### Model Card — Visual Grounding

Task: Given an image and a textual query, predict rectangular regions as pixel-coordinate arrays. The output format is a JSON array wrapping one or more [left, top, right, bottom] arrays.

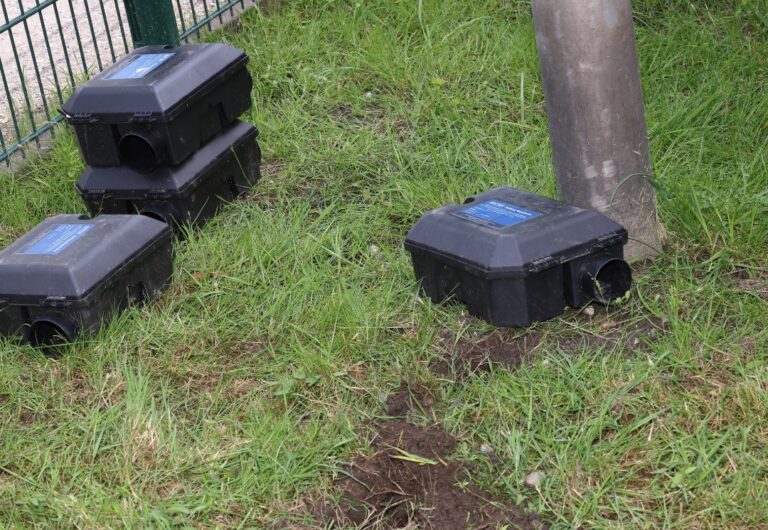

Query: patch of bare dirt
[[386, 382, 437, 418], [432, 329, 543, 380], [315, 419, 546, 530], [18, 409, 37, 425], [308, 374, 548, 530], [431, 305, 668, 375], [557, 309, 668, 355]]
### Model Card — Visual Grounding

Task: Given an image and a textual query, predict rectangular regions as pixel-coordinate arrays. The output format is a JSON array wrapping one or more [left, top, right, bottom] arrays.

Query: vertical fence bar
[[0, 120, 7, 166], [187, 0, 200, 39], [214, 0, 224, 24], [202, 1, 213, 31], [68, 0, 90, 77], [0, 56, 10, 164], [98, 0, 118, 63], [83, 0, 105, 70], [0, 4, 38, 145], [174, 0, 187, 35], [16, 0, 51, 127], [35, 0, 64, 105], [0, 59, 22, 145], [123, 0, 180, 47], [52, 3, 77, 87], [112, 0, 130, 53], [179, 0, 257, 41]]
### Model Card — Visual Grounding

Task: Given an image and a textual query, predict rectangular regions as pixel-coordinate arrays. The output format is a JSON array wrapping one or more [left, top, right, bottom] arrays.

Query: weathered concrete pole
[[532, 0, 662, 260]]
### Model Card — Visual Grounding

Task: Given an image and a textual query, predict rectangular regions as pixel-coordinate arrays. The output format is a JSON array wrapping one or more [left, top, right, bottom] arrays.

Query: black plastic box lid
[[76, 121, 258, 198], [404, 187, 628, 279], [61, 44, 248, 123], [0, 215, 171, 305]]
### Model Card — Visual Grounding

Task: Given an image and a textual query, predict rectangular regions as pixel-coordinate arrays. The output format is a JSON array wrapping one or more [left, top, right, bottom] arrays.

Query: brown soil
[[309, 371, 548, 530], [315, 419, 546, 530], [557, 308, 667, 355], [386, 382, 437, 417], [432, 329, 543, 380], [430, 305, 668, 381], [283, 331, 561, 530]]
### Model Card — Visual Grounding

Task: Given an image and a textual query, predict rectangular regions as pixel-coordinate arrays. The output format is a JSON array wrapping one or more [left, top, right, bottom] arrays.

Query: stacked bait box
[[61, 43, 253, 171], [64, 43, 261, 235], [77, 121, 261, 230]]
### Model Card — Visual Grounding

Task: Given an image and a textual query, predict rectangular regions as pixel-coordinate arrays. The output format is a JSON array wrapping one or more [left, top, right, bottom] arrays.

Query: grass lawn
[[1, 0, 767, 528]]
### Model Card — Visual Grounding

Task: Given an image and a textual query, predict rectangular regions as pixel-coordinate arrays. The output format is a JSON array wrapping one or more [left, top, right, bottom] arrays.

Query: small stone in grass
[[480, 443, 494, 454], [584, 305, 596, 317], [524, 471, 546, 489]]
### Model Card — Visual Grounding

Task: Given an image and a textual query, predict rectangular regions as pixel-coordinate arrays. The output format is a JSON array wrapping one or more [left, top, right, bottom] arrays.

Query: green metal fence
[[0, 0, 258, 166]]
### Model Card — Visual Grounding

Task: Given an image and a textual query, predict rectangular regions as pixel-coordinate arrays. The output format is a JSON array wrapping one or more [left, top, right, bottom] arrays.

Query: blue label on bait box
[[453, 200, 541, 229], [17, 224, 94, 256], [108, 53, 174, 80]]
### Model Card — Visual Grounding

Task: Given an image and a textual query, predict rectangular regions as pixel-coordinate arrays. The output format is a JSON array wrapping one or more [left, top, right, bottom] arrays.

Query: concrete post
[[532, 0, 662, 260]]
